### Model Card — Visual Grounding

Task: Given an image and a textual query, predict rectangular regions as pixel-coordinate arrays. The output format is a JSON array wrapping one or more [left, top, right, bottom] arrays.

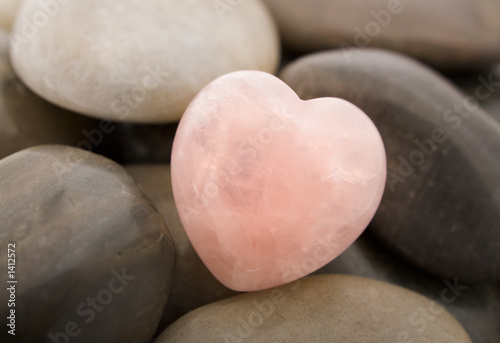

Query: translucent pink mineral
[[171, 71, 386, 291]]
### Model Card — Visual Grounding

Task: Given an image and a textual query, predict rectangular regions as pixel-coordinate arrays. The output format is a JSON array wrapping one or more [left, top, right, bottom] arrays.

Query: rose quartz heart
[[171, 71, 386, 291]]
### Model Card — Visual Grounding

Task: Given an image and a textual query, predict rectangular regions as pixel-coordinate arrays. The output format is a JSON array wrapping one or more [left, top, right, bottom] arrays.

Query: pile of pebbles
[[1, 1, 499, 342]]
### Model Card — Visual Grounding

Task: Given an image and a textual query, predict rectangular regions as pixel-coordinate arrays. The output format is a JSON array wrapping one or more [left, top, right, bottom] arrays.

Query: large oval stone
[[10, 0, 279, 123], [0, 145, 175, 343], [125, 164, 237, 329], [0, 30, 98, 160], [280, 49, 500, 282], [262, 0, 500, 70], [155, 274, 472, 343], [317, 232, 500, 343]]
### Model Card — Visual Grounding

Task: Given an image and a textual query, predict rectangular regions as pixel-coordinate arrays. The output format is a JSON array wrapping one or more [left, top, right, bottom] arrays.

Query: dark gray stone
[[281, 49, 500, 282], [0, 145, 175, 343], [125, 164, 237, 332], [450, 65, 500, 123], [316, 232, 500, 343]]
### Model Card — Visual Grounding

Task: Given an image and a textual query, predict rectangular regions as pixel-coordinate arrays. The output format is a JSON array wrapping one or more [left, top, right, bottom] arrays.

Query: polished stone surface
[[263, 0, 500, 70], [155, 274, 472, 343], [317, 232, 500, 343], [0, 30, 98, 160], [281, 49, 500, 283], [125, 164, 237, 330], [0, 145, 175, 343], [10, 0, 279, 123], [171, 70, 386, 291]]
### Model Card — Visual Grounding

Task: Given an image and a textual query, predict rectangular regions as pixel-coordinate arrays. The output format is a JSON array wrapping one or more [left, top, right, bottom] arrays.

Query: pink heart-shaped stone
[[171, 71, 386, 291]]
